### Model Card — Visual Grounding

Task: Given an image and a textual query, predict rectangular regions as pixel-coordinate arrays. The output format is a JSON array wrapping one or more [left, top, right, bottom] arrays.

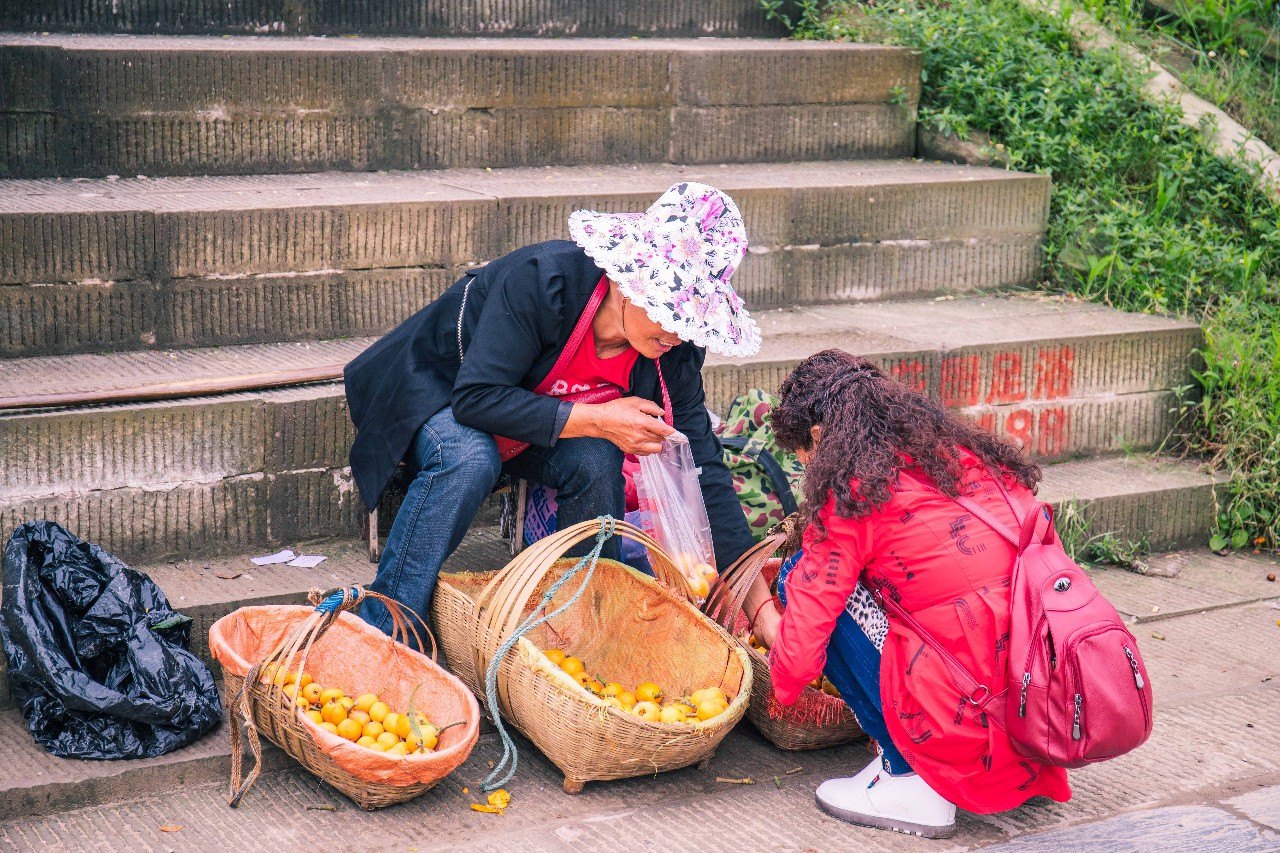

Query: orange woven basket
[[210, 587, 480, 809], [704, 536, 865, 751]]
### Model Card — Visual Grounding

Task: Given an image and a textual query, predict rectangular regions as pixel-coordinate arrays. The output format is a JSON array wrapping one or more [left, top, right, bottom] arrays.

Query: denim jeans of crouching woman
[[360, 406, 625, 643]]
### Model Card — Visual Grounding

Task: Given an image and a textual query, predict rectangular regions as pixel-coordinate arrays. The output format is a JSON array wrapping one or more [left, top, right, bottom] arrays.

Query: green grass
[[767, 0, 1280, 552], [1080, 0, 1280, 153]]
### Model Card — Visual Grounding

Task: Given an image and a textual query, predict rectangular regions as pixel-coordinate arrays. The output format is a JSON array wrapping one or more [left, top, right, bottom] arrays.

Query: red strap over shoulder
[[532, 276, 610, 396]]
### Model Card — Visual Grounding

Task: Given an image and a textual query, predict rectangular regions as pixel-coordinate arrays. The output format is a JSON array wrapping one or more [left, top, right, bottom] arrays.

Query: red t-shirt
[[547, 305, 639, 397]]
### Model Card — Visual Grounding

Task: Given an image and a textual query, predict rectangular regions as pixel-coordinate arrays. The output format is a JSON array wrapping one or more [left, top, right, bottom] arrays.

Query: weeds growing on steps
[[1056, 501, 1152, 571], [766, 0, 1280, 553]]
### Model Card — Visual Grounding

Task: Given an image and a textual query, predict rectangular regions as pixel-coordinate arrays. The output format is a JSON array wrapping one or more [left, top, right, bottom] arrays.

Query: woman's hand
[[752, 602, 782, 650], [561, 397, 674, 455]]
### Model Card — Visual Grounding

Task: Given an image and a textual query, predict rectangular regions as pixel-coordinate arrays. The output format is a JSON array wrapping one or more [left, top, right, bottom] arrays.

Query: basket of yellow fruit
[[704, 535, 864, 752], [209, 586, 480, 810], [432, 517, 751, 794]]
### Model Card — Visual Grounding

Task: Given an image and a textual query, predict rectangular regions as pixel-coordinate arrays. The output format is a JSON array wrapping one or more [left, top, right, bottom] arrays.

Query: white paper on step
[[288, 555, 327, 568], [250, 549, 296, 565]]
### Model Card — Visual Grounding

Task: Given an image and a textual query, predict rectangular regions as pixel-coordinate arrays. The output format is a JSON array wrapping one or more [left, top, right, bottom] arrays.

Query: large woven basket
[[211, 587, 480, 810], [432, 518, 752, 794], [705, 536, 865, 752]]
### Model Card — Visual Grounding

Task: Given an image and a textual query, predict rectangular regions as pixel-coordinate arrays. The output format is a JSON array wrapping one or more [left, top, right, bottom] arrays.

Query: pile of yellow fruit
[[740, 633, 840, 698], [541, 648, 731, 723], [261, 663, 463, 755]]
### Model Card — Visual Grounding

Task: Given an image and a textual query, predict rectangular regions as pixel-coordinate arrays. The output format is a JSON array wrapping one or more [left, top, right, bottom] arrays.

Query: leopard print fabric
[[845, 582, 889, 653]]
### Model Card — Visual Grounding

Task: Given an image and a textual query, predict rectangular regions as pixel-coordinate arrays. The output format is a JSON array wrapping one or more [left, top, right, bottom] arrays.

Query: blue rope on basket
[[480, 516, 618, 792]]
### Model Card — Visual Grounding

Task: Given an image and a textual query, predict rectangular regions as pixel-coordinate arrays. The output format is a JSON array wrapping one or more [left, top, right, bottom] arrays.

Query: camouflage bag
[[721, 390, 805, 541]]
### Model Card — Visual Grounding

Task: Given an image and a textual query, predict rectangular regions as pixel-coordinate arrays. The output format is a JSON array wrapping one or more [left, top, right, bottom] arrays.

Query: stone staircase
[[0, 4, 1216, 816]]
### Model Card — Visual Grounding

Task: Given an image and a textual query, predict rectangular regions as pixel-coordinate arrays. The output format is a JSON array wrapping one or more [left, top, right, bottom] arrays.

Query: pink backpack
[[881, 473, 1154, 768]]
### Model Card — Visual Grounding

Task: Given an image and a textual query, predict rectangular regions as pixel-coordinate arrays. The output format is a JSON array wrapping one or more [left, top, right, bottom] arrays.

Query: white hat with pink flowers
[[568, 181, 761, 358]]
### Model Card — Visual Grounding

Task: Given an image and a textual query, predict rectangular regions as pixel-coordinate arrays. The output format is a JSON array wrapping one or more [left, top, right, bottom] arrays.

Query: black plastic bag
[[1, 521, 222, 759]]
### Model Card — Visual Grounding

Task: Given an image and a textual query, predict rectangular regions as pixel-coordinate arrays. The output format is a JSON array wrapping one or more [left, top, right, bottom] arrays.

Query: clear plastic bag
[[634, 432, 718, 599]]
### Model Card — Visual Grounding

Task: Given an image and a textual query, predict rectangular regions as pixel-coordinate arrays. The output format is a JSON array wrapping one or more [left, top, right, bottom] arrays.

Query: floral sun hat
[[568, 181, 761, 357]]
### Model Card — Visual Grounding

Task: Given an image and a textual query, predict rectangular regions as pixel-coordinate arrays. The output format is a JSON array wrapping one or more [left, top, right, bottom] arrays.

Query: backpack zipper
[[1124, 645, 1144, 689], [1018, 672, 1031, 717], [1072, 694, 1082, 741]]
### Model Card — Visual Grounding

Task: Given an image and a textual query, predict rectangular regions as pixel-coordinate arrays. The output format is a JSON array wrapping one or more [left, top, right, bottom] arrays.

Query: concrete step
[[0, 0, 787, 38], [0, 35, 920, 178], [0, 293, 1200, 562], [0, 160, 1049, 357]]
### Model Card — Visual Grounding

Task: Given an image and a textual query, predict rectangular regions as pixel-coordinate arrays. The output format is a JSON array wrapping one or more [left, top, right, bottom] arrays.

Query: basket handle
[[226, 586, 437, 808], [472, 517, 690, 662], [702, 532, 787, 634], [467, 517, 694, 793]]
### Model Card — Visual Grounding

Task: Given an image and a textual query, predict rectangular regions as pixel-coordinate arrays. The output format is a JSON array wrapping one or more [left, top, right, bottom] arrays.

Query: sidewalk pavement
[[0, 551, 1278, 852]]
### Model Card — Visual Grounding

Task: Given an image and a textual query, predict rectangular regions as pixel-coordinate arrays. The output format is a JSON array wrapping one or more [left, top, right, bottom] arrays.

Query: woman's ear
[[809, 424, 822, 448]]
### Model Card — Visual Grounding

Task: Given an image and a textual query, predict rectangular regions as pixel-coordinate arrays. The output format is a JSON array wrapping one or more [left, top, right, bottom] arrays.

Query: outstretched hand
[[561, 396, 675, 455]]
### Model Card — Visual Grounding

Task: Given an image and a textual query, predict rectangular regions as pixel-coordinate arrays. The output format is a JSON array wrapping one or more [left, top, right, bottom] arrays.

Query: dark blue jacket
[[344, 240, 755, 569]]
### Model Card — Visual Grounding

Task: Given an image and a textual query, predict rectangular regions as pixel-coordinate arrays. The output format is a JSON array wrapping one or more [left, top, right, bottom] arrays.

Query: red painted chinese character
[[890, 360, 928, 393], [985, 352, 1026, 405], [941, 355, 981, 407], [1033, 347, 1075, 400], [1037, 407, 1071, 456]]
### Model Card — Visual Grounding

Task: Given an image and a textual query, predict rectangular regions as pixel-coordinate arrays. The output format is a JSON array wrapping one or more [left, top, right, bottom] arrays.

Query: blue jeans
[[779, 552, 913, 775], [360, 407, 625, 641]]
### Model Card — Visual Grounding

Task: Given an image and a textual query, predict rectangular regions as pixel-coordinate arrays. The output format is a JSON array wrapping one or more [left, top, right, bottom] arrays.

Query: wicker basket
[[211, 587, 480, 810], [432, 518, 752, 794], [704, 537, 865, 752]]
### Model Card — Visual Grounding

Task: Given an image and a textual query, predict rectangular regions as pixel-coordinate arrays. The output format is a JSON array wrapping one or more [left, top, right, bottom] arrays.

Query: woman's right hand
[[562, 397, 674, 455]]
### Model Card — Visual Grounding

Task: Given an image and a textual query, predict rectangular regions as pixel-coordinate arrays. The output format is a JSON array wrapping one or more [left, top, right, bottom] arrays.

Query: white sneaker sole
[[816, 793, 957, 839]]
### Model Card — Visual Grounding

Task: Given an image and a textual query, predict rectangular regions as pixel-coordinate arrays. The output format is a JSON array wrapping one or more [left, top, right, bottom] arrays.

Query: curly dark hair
[[771, 349, 1041, 538]]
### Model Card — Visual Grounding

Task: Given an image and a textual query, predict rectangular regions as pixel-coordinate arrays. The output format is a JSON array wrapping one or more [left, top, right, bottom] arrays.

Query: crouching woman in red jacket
[[766, 349, 1071, 838]]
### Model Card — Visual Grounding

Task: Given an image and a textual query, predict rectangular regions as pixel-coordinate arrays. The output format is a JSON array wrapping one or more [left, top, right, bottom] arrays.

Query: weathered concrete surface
[[0, 36, 921, 177], [978, 804, 1280, 851], [0, 160, 1048, 356], [0, 293, 1204, 560], [0, 570, 1277, 849], [0, 0, 791, 37], [1084, 550, 1280, 623], [1037, 455, 1220, 550]]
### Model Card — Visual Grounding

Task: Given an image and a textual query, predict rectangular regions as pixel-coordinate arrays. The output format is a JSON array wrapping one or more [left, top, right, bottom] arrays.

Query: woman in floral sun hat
[[345, 181, 770, 639]]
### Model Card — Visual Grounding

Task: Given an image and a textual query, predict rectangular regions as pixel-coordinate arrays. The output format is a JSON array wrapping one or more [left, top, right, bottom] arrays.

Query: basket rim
[[512, 635, 753, 732], [214, 608, 482, 766], [439, 563, 754, 732]]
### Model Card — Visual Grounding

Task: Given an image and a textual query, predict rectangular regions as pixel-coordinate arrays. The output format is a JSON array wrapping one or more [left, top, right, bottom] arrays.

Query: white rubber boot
[[815, 757, 957, 838]]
